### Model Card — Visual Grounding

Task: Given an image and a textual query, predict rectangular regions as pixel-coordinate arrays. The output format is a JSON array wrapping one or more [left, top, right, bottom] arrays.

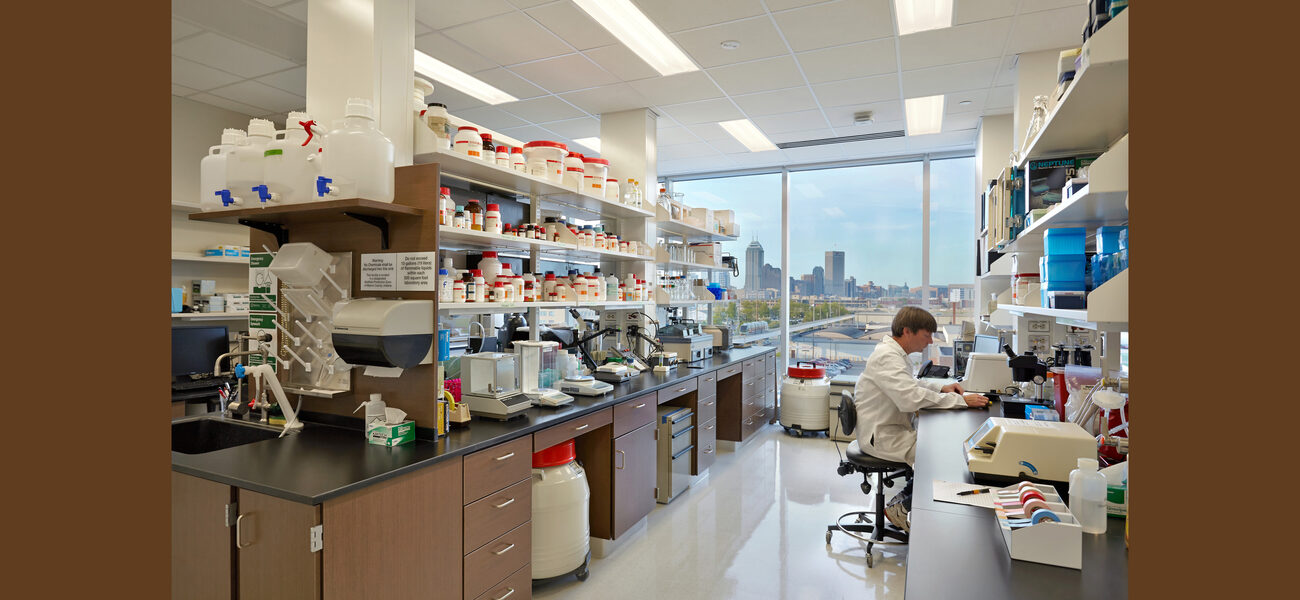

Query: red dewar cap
[[533, 439, 576, 468], [439, 187, 450, 194], [787, 362, 826, 379]]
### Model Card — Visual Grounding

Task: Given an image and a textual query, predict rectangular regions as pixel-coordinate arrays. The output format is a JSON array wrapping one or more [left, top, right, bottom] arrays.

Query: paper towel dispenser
[[331, 299, 434, 369]]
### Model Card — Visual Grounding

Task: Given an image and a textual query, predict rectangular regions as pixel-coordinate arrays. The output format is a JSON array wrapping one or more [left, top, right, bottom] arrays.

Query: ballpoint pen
[[957, 488, 991, 496]]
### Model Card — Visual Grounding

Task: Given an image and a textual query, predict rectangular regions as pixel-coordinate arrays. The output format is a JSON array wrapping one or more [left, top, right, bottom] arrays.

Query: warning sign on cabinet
[[361, 252, 438, 292], [360, 254, 397, 291]]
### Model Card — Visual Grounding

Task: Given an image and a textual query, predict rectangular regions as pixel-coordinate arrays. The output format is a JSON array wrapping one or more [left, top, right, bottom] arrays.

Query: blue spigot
[[316, 176, 333, 197], [253, 185, 271, 203], [216, 189, 234, 206], [235, 364, 247, 379]]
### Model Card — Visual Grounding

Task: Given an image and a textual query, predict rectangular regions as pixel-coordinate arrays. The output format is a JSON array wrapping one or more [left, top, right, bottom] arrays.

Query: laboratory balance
[[559, 374, 612, 396], [515, 341, 573, 408], [594, 363, 635, 384], [461, 352, 531, 420]]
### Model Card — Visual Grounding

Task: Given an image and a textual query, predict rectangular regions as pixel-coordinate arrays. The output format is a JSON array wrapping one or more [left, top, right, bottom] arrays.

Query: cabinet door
[[172, 473, 233, 600], [694, 418, 717, 475], [612, 422, 656, 539], [238, 489, 322, 600]]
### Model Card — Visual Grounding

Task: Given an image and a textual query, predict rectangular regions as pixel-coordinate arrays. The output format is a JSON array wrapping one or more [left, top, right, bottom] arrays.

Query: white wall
[[172, 95, 254, 206], [1011, 49, 1066, 154], [973, 114, 1013, 310]]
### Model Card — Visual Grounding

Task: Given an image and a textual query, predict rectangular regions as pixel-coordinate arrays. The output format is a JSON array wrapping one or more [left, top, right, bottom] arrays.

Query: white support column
[[375, 0, 414, 166], [780, 169, 791, 370], [599, 108, 658, 284]]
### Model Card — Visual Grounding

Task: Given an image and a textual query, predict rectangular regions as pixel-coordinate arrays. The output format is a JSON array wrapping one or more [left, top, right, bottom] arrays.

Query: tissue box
[[222, 244, 242, 257], [367, 421, 416, 446], [204, 247, 224, 257]]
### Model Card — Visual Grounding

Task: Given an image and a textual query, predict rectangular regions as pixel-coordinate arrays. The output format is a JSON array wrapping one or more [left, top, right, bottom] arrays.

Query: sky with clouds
[[673, 157, 975, 290]]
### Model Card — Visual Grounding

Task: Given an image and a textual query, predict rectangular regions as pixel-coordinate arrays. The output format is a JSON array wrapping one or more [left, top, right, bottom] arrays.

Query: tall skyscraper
[[812, 266, 825, 296], [847, 276, 857, 299], [745, 241, 764, 293], [825, 251, 845, 297]]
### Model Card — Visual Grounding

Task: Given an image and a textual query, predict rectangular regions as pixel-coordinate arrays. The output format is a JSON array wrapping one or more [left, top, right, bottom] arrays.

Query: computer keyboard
[[172, 376, 235, 391]]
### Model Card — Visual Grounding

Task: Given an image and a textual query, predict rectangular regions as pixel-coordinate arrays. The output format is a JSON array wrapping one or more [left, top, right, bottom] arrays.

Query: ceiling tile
[[726, 149, 785, 167], [670, 17, 786, 68], [415, 32, 499, 73], [708, 56, 805, 96], [560, 83, 652, 115], [943, 89, 990, 114], [768, 128, 833, 143], [499, 96, 586, 123], [773, 0, 894, 52], [444, 12, 571, 67], [732, 87, 819, 117], [994, 55, 1017, 87], [190, 92, 269, 117], [470, 68, 548, 100], [796, 38, 897, 84], [415, 21, 433, 35], [765, 0, 833, 11], [416, 0, 515, 30], [1007, 6, 1089, 54], [822, 99, 903, 128], [905, 129, 977, 150], [953, 0, 1018, 25], [659, 98, 744, 125], [454, 106, 530, 131], [628, 71, 723, 106], [430, 85, 488, 112], [527, 2, 617, 50], [208, 80, 305, 113], [631, 0, 767, 33], [687, 122, 733, 142], [172, 32, 297, 78], [704, 135, 751, 154], [898, 18, 1013, 70], [256, 66, 306, 95], [657, 127, 703, 146], [1021, 0, 1089, 13], [507, 54, 618, 94], [172, 56, 242, 91], [811, 73, 900, 108], [499, 124, 565, 144], [540, 117, 601, 138], [277, 1, 307, 23], [986, 85, 1014, 109], [943, 112, 981, 131], [507, 0, 553, 8], [660, 144, 723, 161], [583, 44, 659, 81], [781, 144, 846, 163], [172, 18, 201, 41], [172, 84, 199, 96], [900, 59, 999, 97], [752, 109, 830, 134], [837, 136, 908, 160]]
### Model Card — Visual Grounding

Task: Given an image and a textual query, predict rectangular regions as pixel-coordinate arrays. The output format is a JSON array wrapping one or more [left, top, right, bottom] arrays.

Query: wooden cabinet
[[463, 523, 530, 600], [472, 564, 531, 600], [534, 407, 612, 451], [238, 489, 321, 600], [172, 472, 234, 600], [698, 370, 717, 400], [611, 422, 656, 539], [718, 351, 774, 443], [656, 377, 697, 405], [462, 437, 532, 600], [696, 418, 718, 474], [613, 396, 656, 438], [463, 479, 531, 554], [464, 436, 532, 504]]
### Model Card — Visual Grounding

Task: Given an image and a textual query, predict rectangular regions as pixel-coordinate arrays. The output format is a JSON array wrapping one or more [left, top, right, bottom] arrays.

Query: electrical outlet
[[1028, 335, 1050, 354], [1028, 319, 1050, 333]]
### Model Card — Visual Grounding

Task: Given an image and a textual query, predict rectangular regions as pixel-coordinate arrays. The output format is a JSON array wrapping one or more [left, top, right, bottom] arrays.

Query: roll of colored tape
[[1017, 481, 1039, 493], [1020, 489, 1046, 504], [1030, 508, 1060, 524], [1021, 497, 1049, 515]]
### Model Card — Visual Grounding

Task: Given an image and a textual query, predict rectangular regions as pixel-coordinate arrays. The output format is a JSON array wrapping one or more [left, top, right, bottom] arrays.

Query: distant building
[[812, 266, 825, 297], [846, 276, 857, 299], [745, 241, 764, 293], [761, 263, 783, 292], [825, 251, 845, 297]]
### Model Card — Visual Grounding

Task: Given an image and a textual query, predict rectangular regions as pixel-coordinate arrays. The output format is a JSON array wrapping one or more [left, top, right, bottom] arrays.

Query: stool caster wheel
[[576, 565, 589, 581], [856, 514, 866, 524], [826, 530, 833, 544], [866, 554, 874, 568]]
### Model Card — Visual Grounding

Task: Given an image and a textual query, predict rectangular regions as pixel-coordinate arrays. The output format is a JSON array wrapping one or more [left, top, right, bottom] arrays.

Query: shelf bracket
[[343, 212, 390, 250], [238, 219, 289, 247]]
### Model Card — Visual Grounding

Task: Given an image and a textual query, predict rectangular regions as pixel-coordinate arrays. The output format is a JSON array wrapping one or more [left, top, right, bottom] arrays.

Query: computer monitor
[[973, 334, 1001, 355], [172, 326, 229, 377]]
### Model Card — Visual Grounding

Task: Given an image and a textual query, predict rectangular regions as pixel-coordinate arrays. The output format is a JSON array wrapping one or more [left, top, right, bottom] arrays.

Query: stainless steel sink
[[172, 417, 285, 454]]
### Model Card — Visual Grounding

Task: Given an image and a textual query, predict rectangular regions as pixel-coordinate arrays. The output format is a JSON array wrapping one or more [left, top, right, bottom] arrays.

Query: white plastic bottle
[[479, 252, 503, 285], [318, 98, 395, 202], [1069, 458, 1108, 534], [200, 128, 245, 211], [454, 126, 483, 159], [484, 203, 502, 235], [439, 187, 454, 226], [225, 118, 275, 207], [606, 275, 619, 301], [354, 394, 386, 433], [452, 278, 466, 303], [471, 270, 486, 303], [543, 273, 557, 300], [262, 112, 323, 205], [438, 268, 453, 302]]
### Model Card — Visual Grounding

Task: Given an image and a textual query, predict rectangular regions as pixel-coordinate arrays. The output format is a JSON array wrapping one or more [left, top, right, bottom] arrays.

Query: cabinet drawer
[[743, 375, 762, 400], [696, 395, 717, 424], [657, 377, 697, 405], [613, 394, 656, 438], [743, 358, 760, 380], [742, 394, 761, 419], [765, 372, 775, 392], [472, 564, 531, 600], [694, 418, 717, 475], [718, 362, 742, 379], [767, 354, 777, 375], [765, 385, 776, 411], [464, 436, 533, 505], [464, 479, 531, 554], [464, 522, 531, 600], [698, 371, 718, 400], [535, 407, 612, 452], [742, 409, 767, 440]]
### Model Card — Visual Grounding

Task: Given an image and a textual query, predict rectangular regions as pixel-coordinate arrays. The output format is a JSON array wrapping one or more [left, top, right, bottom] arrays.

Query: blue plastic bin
[[1043, 227, 1086, 255], [1096, 226, 1127, 255], [1041, 279, 1086, 291], [1041, 255, 1086, 282]]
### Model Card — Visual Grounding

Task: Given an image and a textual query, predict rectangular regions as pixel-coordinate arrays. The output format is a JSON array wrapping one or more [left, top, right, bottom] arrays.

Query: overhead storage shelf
[[1003, 134, 1128, 254], [439, 300, 651, 315], [997, 269, 1128, 329], [171, 253, 247, 265], [654, 206, 739, 242]]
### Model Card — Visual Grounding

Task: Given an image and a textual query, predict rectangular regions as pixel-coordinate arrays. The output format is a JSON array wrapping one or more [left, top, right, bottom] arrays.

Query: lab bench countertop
[[904, 404, 1128, 600], [171, 346, 774, 505]]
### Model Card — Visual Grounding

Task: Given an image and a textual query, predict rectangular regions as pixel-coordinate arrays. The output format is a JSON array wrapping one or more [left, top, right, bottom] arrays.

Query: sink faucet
[[214, 334, 272, 377]]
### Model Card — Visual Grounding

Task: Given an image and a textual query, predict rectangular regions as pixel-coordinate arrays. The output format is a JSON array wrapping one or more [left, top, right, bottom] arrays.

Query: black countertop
[[172, 346, 774, 505], [905, 403, 1128, 600]]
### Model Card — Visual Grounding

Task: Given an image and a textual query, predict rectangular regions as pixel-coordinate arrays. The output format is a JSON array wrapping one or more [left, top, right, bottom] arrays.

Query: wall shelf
[[188, 198, 424, 225], [654, 206, 738, 242], [439, 300, 651, 316], [656, 260, 728, 273], [1002, 134, 1128, 254], [438, 227, 652, 265], [173, 311, 249, 321], [979, 254, 1013, 288], [997, 269, 1127, 329], [171, 252, 247, 265], [662, 299, 736, 306], [1017, 9, 1128, 167]]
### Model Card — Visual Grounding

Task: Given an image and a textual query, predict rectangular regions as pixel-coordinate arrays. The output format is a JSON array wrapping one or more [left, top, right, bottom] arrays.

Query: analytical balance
[[594, 363, 635, 384], [559, 374, 612, 396], [461, 352, 531, 419], [514, 341, 573, 408], [964, 417, 1097, 483]]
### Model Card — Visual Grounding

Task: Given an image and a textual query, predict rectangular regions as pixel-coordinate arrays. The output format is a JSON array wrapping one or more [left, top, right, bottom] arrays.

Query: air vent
[[776, 130, 906, 149]]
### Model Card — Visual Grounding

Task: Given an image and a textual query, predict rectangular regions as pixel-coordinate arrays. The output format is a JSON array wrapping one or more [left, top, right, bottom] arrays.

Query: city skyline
[[739, 240, 969, 296]]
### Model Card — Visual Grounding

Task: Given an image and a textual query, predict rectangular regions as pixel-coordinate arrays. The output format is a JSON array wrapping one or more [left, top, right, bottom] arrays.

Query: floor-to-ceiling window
[[928, 157, 978, 333]]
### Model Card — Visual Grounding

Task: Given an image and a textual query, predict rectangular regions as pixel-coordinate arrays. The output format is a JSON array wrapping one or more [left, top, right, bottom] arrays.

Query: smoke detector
[[853, 111, 875, 125], [720, 40, 741, 50]]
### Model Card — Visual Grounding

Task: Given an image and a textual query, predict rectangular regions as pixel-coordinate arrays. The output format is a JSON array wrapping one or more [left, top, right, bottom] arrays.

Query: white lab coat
[[854, 336, 965, 466]]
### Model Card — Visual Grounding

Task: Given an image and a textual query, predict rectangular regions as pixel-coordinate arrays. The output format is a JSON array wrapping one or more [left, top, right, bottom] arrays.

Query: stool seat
[[845, 441, 909, 472]]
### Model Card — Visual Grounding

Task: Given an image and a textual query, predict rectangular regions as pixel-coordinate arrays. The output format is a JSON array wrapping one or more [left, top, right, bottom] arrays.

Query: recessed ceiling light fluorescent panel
[[573, 137, 601, 153], [413, 50, 517, 105], [718, 119, 778, 152], [904, 95, 944, 135], [572, 0, 699, 76], [894, 0, 953, 36]]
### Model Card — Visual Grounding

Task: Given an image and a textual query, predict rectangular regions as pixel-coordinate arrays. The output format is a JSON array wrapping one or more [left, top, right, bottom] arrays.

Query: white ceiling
[[173, 0, 1087, 176]]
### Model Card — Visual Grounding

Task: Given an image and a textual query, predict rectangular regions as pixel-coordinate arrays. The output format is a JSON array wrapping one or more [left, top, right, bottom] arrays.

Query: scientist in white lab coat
[[854, 306, 989, 531]]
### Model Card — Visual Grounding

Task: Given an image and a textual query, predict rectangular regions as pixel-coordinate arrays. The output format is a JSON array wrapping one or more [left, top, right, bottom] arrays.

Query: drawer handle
[[235, 513, 250, 549], [616, 449, 626, 470], [703, 446, 714, 454], [495, 452, 516, 462], [633, 403, 646, 409], [494, 498, 516, 509], [574, 423, 590, 431], [705, 425, 714, 431], [676, 387, 687, 393], [493, 543, 516, 556], [704, 400, 714, 407], [493, 588, 516, 600]]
